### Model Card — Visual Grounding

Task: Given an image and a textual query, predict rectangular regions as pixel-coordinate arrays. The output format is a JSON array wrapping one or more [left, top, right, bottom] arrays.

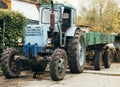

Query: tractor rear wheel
[[94, 51, 102, 70], [1, 48, 21, 78], [103, 50, 112, 68], [50, 49, 67, 81], [67, 29, 86, 73]]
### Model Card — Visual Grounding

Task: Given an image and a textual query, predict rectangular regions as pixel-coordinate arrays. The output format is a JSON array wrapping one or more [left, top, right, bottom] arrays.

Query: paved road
[[0, 63, 120, 87]]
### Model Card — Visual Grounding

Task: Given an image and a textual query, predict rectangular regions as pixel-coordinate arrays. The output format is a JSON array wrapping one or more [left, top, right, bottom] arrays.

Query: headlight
[[47, 38, 52, 44], [18, 38, 22, 43]]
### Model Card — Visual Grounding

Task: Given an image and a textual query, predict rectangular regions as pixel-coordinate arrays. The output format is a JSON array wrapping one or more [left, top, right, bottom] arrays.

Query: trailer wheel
[[1, 48, 21, 78], [94, 51, 102, 70], [115, 51, 120, 62], [50, 49, 67, 81], [67, 29, 85, 73], [103, 51, 112, 68]]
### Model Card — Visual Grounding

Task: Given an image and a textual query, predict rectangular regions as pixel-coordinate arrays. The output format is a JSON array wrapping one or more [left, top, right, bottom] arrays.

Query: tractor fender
[[65, 26, 78, 37]]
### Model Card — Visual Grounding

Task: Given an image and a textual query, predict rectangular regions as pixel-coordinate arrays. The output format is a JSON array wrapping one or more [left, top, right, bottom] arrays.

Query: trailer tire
[[115, 51, 120, 62], [50, 49, 67, 81], [103, 51, 112, 68], [67, 29, 85, 73], [1, 48, 21, 79], [94, 51, 102, 70]]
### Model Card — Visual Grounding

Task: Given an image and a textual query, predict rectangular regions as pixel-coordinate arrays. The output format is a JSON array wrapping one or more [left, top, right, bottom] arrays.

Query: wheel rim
[[58, 56, 65, 73], [78, 38, 85, 66]]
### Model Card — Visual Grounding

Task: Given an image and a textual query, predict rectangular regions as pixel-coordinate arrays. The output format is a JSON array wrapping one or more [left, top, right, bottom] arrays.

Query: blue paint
[[23, 43, 45, 58]]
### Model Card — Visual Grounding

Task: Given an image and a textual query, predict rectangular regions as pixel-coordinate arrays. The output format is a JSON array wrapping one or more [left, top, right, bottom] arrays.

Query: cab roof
[[40, 4, 75, 10]]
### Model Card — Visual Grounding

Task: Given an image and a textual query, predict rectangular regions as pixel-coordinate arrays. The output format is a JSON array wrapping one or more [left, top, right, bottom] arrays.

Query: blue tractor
[[1, 1, 85, 81]]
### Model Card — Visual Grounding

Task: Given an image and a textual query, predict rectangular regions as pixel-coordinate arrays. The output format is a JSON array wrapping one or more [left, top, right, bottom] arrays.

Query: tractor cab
[[39, 4, 76, 32]]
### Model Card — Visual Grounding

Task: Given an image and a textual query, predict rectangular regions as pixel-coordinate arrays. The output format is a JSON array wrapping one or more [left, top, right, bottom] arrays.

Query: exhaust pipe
[[50, 0, 55, 36]]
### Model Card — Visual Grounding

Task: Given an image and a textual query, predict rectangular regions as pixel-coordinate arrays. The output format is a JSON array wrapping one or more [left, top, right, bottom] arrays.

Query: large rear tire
[[50, 49, 67, 81], [1, 48, 21, 78], [67, 28, 86, 73], [103, 51, 112, 68], [94, 51, 102, 70]]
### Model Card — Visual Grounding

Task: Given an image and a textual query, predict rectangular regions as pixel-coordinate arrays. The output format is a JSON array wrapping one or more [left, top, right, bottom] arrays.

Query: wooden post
[[2, 20, 5, 51]]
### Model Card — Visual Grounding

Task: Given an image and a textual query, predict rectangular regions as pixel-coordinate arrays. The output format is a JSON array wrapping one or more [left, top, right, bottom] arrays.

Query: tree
[[0, 10, 27, 56], [102, 0, 119, 33], [78, 0, 119, 33]]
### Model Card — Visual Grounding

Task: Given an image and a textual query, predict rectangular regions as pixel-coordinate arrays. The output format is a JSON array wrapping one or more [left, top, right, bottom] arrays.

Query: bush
[[0, 10, 27, 56]]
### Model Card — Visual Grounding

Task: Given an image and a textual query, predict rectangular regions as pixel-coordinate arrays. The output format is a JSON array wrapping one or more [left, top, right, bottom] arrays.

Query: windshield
[[41, 8, 59, 23]]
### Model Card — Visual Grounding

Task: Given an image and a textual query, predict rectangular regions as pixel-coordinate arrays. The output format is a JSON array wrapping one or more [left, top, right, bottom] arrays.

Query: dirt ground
[[0, 63, 120, 87]]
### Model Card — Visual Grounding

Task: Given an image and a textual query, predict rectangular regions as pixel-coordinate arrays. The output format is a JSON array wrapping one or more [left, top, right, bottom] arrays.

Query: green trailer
[[81, 26, 115, 70], [84, 32, 115, 46]]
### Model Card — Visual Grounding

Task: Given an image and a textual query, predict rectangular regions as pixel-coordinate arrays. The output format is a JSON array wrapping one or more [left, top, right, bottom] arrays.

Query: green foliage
[[78, 0, 120, 33], [0, 10, 27, 56]]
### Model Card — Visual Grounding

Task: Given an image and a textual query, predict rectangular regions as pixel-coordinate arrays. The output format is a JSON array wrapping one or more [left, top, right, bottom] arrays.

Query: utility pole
[[2, 20, 5, 51], [99, 0, 104, 32]]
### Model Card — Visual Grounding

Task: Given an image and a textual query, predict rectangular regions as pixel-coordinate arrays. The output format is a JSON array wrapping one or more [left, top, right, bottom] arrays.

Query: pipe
[[50, 0, 55, 36]]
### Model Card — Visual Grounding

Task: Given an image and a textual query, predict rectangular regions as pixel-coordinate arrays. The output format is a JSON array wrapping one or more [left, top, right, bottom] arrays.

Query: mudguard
[[65, 26, 78, 37]]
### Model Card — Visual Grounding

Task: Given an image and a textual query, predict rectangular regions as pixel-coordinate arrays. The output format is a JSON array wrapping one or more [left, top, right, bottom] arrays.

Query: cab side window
[[62, 9, 71, 32]]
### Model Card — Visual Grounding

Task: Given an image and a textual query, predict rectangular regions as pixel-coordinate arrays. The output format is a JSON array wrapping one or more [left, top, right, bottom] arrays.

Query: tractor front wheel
[[1, 48, 21, 78], [50, 49, 67, 81]]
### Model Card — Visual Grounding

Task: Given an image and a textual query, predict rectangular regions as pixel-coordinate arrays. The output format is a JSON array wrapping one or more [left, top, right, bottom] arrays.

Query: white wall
[[11, 0, 39, 21]]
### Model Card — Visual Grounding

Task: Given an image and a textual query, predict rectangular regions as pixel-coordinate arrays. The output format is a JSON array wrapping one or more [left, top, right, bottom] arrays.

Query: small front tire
[[50, 49, 67, 81]]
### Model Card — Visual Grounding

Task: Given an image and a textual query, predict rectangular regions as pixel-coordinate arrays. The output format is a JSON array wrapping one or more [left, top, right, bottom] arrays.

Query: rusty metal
[[50, 0, 55, 36]]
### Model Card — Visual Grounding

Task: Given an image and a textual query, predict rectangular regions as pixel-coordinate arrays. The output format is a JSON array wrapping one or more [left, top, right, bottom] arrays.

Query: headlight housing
[[46, 38, 52, 47], [18, 37, 22, 43], [47, 38, 52, 44]]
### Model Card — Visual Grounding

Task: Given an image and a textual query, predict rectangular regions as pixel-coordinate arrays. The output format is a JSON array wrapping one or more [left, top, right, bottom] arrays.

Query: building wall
[[11, 0, 39, 21]]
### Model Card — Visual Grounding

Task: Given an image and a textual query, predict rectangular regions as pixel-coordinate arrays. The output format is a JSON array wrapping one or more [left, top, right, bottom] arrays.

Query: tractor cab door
[[62, 8, 71, 33]]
